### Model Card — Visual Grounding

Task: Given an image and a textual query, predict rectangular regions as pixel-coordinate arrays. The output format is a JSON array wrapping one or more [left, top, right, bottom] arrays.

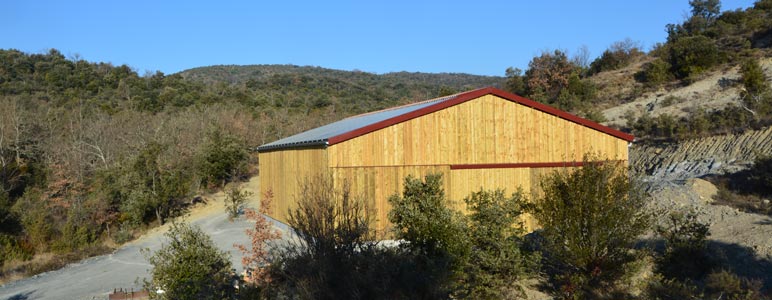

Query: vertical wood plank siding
[[326, 95, 628, 167], [331, 166, 451, 236], [260, 94, 629, 232], [258, 148, 328, 223]]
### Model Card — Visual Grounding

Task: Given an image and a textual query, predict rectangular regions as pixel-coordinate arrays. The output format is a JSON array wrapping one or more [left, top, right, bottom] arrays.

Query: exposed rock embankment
[[632, 127, 772, 282], [631, 126, 772, 182]]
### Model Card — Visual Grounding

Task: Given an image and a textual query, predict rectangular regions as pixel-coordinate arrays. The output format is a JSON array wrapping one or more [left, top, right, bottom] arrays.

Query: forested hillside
[[0, 48, 501, 280], [180, 64, 504, 88], [1, 0, 772, 291]]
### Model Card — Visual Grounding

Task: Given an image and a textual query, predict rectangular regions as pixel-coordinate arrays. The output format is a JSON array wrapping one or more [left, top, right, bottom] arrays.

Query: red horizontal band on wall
[[450, 162, 586, 170]]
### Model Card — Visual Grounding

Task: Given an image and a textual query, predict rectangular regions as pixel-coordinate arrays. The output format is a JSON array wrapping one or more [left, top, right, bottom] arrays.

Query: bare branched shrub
[[235, 190, 281, 287], [270, 175, 379, 299], [287, 175, 374, 258]]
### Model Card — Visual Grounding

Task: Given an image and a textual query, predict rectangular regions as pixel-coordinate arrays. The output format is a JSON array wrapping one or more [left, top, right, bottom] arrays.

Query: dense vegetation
[[3, 0, 772, 294], [145, 156, 770, 299], [504, 49, 609, 122], [230, 174, 539, 299], [0, 48, 499, 279]]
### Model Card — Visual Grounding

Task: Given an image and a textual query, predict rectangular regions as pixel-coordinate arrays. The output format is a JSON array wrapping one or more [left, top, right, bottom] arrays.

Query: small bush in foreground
[[655, 209, 713, 280], [460, 188, 539, 299], [142, 222, 235, 300], [704, 270, 765, 300], [269, 175, 419, 299], [388, 173, 470, 298], [532, 155, 651, 299]]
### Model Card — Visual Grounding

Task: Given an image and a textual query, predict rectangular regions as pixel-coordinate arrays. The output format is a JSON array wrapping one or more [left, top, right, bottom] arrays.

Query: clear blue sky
[[1, 0, 758, 76]]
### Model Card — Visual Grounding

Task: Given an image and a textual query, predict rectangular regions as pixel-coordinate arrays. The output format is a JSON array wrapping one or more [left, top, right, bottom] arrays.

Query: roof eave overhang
[[256, 139, 328, 152]]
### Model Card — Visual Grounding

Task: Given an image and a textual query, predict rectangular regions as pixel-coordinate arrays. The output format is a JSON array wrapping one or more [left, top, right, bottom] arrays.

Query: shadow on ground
[[639, 238, 772, 290], [6, 291, 32, 300]]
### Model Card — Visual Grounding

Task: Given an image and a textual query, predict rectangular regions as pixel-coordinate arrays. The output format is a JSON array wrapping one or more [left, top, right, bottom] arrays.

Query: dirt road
[[0, 176, 287, 300]]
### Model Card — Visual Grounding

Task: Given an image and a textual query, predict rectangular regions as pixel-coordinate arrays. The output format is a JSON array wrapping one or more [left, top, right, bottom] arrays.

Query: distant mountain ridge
[[177, 64, 505, 89]]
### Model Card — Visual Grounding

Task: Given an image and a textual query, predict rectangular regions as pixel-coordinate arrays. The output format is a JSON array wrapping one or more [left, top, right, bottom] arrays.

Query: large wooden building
[[257, 87, 634, 231]]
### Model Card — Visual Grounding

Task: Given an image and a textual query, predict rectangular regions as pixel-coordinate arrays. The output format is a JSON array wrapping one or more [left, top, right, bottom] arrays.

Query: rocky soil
[[601, 58, 772, 127], [646, 178, 772, 285], [630, 125, 772, 287]]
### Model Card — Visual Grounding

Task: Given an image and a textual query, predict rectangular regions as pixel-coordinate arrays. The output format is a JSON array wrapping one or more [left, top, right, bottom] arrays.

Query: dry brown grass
[[0, 245, 113, 285], [713, 188, 772, 216]]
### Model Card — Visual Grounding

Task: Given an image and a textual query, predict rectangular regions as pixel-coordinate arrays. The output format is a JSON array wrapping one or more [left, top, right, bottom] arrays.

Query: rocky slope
[[646, 178, 772, 285], [629, 126, 772, 287], [630, 126, 772, 182], [601, 58, 772, 127]]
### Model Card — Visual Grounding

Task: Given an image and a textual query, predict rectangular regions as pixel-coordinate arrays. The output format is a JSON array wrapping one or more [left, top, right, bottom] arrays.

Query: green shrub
[[580, 109, 607, 123], [704, 270, 765, 300], [460, 189, 539, 299], [644, 275, 703, 300], [388, 174, 469, 261], [52, 221, 98, 253], [532, 155, 651, 298], [741, 59, 769, 96], [655, 210, 713, 280], [588, 39, 643, 75], [121, 142, 194, 226], [0, 233, 33, 265], [740, 58, 772, 115], [388, 173, 470, 297], [505, 67, 526, 96], [197, 129, 248, 187], [268, 175, 451, 299], [747, 155, 772, 198], [659, 95, 684, 107], [223, 185, 252, 220], [111, 225, 134, 244], [11, 188, 53, 252], [142, 222, 235, 300], [668, 35, 722, 80], [635, 59, 673, 87]]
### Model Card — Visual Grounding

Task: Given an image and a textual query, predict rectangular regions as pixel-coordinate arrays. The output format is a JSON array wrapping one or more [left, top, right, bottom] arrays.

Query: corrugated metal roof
[[256, 93, 461, 151]]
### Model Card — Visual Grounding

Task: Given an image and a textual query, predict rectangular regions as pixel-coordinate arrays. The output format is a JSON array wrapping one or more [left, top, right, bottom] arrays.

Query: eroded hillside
[[600, 57, 772, 127], [631, 125, 772, 181]]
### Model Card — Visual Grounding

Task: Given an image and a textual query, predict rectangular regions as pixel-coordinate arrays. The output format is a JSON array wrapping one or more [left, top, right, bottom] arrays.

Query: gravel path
[[0, 177, 288, 300]]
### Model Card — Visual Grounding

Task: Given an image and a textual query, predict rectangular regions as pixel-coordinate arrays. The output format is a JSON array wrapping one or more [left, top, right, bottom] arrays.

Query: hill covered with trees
[[1, 0, 771, 292], [0, 48, 503, 281], [179, 64, 504, 88]]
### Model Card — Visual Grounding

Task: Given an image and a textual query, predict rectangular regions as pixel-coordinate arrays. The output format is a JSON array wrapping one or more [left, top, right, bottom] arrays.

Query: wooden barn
[[257, 87, 634, 231]]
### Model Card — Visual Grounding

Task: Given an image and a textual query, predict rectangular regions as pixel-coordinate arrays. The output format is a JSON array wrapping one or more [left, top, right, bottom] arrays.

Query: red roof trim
[[487, 88, 635, 142], [450, 162, 586, 170], [326, 87, 634, 145]]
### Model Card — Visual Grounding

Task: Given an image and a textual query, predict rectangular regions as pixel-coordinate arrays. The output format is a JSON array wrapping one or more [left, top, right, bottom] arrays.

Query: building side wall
[[327, 94, 628, 168], [329, 165, 581, 233], [258, 148, 328, 223], [448, 167, 536, 230], [330, 165, 451, 235], [263, 94, 630, 232]]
